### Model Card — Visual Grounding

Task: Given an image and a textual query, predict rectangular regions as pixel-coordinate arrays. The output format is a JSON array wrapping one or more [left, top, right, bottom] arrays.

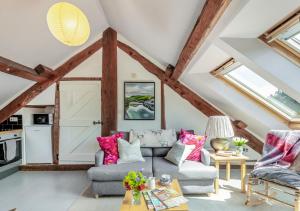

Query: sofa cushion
[[97, 133, 124, 165], [110, 131, 130, 141], [88, 157, 153, 181], [153, 147, 171, 157], [117, 139, 145, 164], [165, 141, 195, 166], [141, 147, 153, 157], [153, 157, 217, 180], [129, 129, 177, 147]]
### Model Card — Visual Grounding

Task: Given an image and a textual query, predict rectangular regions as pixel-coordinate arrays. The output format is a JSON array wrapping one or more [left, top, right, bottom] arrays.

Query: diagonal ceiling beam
[[0, 56, 48, 82], [0, 39, 103, 124], [34, 64, 57, 78], [171, 0, 231, 80], [117, 40, 263, 154]]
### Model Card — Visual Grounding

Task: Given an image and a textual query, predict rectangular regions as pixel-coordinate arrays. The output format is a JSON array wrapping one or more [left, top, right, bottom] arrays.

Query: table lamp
[[205, 116, 234, 152]]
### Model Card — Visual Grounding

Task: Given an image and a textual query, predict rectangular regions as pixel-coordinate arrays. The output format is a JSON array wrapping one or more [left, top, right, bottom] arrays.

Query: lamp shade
[[47, 2, 90, 46], [205, 116, 234, 139]]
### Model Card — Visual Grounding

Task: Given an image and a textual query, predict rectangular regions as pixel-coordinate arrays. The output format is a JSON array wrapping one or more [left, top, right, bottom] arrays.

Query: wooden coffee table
[[120, 179, 189, 211]]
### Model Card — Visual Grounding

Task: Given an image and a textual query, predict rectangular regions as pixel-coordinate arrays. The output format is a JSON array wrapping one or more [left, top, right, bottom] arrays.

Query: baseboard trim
[[19, 163, 254, 171], [19, 164, 94, 171]]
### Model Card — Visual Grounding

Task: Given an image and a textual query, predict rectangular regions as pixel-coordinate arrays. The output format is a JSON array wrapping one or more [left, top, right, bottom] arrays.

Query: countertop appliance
[[33, 114, 53, 125], [25, 125, 53, 164]]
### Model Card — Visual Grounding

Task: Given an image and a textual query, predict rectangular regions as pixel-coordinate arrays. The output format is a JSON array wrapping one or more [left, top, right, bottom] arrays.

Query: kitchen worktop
[[0, 130, 22, 135]]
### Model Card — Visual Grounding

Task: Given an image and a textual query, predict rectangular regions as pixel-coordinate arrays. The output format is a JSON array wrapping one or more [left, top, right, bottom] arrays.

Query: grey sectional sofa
[[87, 132, 217, 196]]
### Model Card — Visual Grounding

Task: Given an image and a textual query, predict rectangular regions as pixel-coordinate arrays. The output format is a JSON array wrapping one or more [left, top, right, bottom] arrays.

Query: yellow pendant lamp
[[47, 2, 90, 46]]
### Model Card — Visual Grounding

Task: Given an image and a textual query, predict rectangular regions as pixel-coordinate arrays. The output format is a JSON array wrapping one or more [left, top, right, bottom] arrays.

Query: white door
[[59, 81, 101, 164]]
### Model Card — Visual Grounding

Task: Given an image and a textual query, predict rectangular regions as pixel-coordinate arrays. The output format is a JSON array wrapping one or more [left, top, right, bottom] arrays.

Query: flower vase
[[236, 146, 243, 156], [131, 190, 141, 205]]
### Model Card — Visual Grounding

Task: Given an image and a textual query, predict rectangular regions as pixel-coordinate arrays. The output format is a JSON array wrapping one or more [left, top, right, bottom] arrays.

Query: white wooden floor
[[0, 170, 293, 211], [0, 171, 89, 211]]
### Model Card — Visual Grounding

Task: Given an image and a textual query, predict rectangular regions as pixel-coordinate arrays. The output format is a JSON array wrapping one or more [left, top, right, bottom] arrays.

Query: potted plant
[[232, 137, 248, 156], [123, 171, 146, 205]]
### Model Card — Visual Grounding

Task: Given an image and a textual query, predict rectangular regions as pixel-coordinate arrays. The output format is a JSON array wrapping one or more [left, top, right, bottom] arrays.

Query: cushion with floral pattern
[[97, 132, 124, 165]]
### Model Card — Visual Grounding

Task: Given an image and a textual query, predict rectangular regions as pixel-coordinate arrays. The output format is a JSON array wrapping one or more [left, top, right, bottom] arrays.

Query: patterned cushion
[[129, 129, 177, 147], [97, 133, 123, 165], [165, 141, 195, 166], [179, 129, 206, 162]]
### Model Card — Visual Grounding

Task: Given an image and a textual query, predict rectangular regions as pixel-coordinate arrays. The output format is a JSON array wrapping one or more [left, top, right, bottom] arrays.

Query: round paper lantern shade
[[47, 2, 90, 46]]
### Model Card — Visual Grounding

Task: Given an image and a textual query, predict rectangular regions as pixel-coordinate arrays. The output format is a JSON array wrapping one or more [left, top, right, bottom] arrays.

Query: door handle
[[93, 120, 103, 125]]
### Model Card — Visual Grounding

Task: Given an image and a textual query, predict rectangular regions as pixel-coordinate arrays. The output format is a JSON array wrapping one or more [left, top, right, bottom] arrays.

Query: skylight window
[[211, 59, 300, 126], [224, 65, 300, 119], [261, 10, 300, 65], [277, 22, 300, 52]]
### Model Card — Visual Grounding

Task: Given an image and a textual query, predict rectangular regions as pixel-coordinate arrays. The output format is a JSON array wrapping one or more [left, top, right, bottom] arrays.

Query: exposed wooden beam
[[232, 120, 248, 129], [60, 77, 101, 81], [34, 64, 56, 78], [117, 40, 263, 153], [0, 39, 103, 124], [171, 0, 231, 80], [165, 64, 174, 77], [101, 28, 117, 136], [0, 56, 48, 82], [161, 81, 166, 129], [52, 82, 60, 164]]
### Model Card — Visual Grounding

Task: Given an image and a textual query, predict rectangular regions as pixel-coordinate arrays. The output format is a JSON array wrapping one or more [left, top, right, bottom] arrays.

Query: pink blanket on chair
[[255, 130, 300, 168]]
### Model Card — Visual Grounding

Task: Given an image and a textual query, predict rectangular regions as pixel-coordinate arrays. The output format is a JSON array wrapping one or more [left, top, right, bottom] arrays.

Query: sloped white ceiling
[[184, 0, 300, 141], [189, 44, 230, 74], [0, 73, 34, 109], [99, 0, 205, 66], [0, 0, 109, 68], [221, 0, 300, 38]]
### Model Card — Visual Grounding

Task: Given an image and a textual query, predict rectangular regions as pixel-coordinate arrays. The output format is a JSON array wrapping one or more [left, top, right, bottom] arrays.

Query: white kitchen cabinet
[[25, 126, 53, 163]]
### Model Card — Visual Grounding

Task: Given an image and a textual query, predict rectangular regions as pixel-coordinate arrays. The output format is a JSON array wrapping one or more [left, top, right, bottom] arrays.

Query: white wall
[[165, 85, 208, 134], [117, 48, 161, 131], [27, 85, 56, 106], [65, 50, 102, 77]]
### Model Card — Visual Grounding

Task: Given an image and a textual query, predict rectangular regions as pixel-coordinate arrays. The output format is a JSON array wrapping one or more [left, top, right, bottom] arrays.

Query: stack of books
[[216, 150, 235, 157], [142, 187, 188, 211]]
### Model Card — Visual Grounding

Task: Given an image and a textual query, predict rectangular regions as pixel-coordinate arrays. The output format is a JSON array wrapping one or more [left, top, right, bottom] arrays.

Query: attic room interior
[[1, 0, 300, 211]]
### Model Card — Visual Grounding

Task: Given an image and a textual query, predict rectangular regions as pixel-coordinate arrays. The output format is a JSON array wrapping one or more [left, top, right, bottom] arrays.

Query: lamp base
[[210, 138, 230, 152]]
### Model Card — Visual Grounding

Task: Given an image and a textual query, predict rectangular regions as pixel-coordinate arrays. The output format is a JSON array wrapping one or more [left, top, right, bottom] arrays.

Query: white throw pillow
[[165, 141, 195, 166], [117, 138, 145, 164], [129, 129, 177, 147]]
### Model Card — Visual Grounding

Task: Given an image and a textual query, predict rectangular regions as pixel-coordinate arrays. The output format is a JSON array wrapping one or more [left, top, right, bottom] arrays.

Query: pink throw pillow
[[179, 129, 206, 162], [97, 133, 124, 165]]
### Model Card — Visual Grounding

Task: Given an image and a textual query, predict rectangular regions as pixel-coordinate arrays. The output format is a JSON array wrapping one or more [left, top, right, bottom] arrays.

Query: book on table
[[216, 150, 235, 157], [143, 187, 188, 210]]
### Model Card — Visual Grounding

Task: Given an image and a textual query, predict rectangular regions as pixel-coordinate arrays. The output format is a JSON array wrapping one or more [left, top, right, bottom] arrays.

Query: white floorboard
[[0, 170, 294, 211], [0, 171, 89, 211]]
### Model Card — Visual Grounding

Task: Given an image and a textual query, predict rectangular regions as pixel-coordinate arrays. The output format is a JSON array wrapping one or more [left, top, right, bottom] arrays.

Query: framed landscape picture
[[124, 82, 155, 120]]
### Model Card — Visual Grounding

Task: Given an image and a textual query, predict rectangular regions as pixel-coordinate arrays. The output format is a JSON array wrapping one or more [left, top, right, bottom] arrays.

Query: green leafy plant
[[123, 171, 146, 191], [232, 137, 248, 147]]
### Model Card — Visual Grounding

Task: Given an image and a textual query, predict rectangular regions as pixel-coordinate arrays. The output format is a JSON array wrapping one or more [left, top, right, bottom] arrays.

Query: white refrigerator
[[25, 125, 53, 164]]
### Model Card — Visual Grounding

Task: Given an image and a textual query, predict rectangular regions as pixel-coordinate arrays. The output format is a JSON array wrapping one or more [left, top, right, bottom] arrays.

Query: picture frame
[[124, 82, 155, 120]]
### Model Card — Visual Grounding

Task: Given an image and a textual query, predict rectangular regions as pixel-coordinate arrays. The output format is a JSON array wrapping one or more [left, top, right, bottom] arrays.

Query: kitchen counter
[[0, 130, 22, 135]]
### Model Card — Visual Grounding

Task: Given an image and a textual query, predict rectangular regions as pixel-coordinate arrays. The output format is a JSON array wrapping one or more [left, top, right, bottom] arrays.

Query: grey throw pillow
[[165, 141, 195, 166], [117, 138, 145, 164]]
